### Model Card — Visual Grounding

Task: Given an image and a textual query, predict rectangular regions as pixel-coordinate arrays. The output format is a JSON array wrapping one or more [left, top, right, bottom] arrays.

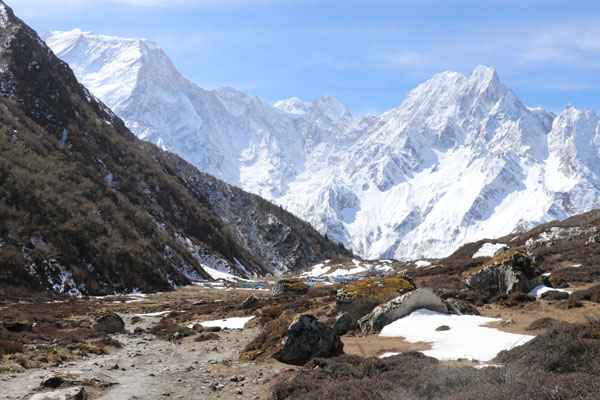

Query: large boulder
[[92, 310, 125, 334], [271, 278, 309, 297], [358, 288, 448, 335], [332, 312, 352, 336], [336, 276, 415, 305], [464, 248, 541, 297], [273, 315, 343, 365], [241, 295, 260, 309]]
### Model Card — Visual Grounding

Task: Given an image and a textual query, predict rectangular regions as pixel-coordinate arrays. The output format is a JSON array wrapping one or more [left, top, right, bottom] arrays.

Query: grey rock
[[274, 315, 343, 365], [9, 363, 26, 373], [358, 288, 448, 334], [92, 310, 125, 334], [444, 298, 480, 315], [464, 249, 541, 296], [29, 387, 86, 400], [241, 295, 260, 309], [332, 312, 352, 336]]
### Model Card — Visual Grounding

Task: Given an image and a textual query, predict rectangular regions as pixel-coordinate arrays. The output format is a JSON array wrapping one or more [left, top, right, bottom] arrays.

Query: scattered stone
[[271, 279, 309, 297], [29, 387, 87, 400], [435, 325, 450, 331], [273, 315, 343, 365], [9, 363, 26, 373], [358, 288, 448, 334], [332, 312, 352, 336], [464, 248, 541, 296], [241, 295, 260, 309], [92, 310, 125, 334]]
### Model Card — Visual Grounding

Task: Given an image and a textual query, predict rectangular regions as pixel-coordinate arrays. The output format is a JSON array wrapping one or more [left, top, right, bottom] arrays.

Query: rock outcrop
[[273, 315, 343, 365], [92, 310, 125, 334], [444, 298, 479, 315], [464, 248, 541, 296], [358, 288, 448, 334], [241, 295, 260, 309]]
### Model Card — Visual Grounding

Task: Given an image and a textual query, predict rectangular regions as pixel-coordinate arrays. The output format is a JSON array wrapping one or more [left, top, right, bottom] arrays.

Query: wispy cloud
[[518, 18, 600, 68]]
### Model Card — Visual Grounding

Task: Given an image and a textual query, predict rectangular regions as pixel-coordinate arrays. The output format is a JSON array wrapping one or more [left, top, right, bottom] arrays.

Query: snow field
[[379, 309, 534, 361]]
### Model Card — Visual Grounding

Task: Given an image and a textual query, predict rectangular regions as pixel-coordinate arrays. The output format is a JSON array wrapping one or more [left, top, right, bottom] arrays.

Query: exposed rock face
[[444, 298, 480, 315], [464, 248, 541, 296], [332, 312, 352, 336], [271, 279, 309, 297], [241, 295, 260, 309], [92, 310, 125, 334], [358, 288, 448, 335], [335, 277, 415, 305], [273, 315, 343, 365]]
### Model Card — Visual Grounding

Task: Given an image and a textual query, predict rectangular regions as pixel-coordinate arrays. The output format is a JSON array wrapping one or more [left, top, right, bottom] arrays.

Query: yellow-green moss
[[342, 277, 415, 301]]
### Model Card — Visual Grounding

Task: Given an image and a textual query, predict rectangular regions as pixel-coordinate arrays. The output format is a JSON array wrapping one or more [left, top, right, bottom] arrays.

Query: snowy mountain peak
[[274, 97, 311, 115], [312, 93, 352, 119], [45, 31, 600, 261]]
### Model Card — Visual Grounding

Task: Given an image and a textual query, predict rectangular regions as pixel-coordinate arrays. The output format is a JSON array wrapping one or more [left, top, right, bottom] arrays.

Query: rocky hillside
[[143, 145, 350, 275], [0, 2, 347, 295], [45, 29, 600, 261]]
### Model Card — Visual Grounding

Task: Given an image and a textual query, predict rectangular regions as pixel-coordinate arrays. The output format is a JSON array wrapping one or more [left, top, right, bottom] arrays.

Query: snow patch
[[528, 285, 571, 297], [135, 311, 171, 317], [196, 316, 254, 330], [473, 243, 506, 258], [380, 309, 534, 361]]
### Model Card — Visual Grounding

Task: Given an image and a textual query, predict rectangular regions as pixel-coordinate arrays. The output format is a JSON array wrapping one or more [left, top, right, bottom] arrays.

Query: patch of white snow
[[380, 309, 534, 361]]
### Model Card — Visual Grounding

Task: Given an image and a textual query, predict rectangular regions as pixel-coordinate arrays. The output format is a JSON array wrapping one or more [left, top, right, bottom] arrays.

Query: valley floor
[[1, 281, 599, 399]]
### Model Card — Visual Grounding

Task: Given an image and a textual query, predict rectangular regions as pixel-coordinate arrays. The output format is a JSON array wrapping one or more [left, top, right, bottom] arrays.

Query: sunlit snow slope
[[45, 30, 600, 260]]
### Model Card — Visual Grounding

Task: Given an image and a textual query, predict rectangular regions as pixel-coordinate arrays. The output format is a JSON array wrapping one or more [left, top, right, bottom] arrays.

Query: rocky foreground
[[0, 285, 298, 399]]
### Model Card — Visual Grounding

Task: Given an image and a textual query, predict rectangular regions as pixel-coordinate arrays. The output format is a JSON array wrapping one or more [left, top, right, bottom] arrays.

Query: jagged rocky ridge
[[0, 2, 347, 295], [45, 30, 600, 261]]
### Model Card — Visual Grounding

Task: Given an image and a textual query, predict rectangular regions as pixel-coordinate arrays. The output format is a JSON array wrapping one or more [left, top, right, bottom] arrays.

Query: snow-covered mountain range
[[44, 29, 600, 260]]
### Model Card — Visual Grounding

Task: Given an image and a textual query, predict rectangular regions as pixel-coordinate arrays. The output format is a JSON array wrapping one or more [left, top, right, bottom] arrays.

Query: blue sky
[[8, 0, 600, 115]]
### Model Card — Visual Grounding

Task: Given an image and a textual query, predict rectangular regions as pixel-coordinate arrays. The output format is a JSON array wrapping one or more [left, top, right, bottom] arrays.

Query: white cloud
[[517, 18, 600, 68]]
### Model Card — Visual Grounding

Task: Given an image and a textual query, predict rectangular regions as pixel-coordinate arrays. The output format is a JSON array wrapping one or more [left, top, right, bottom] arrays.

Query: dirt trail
[[0, 287, 295, 400]]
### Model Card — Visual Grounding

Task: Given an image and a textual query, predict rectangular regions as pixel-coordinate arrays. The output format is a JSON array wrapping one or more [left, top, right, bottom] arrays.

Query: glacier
[[45, 29, 600, 260]]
